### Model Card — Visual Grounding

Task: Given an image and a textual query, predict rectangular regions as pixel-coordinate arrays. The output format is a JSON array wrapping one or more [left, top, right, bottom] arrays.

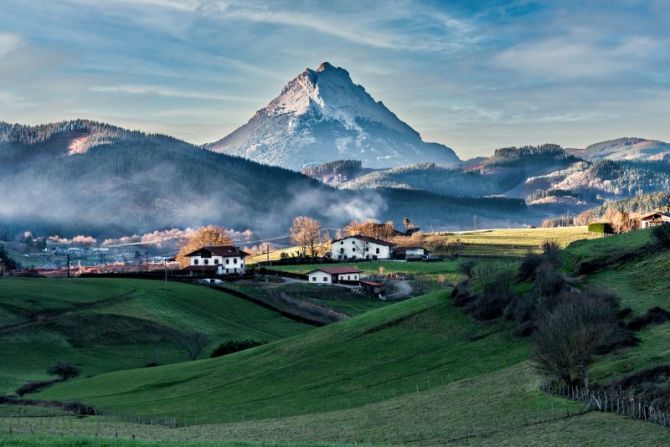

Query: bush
[[16, 379, 59, 396], [179, 332, 211, 361], [47, 362, 80, 380], [457, 260, 476, 279], [652, 224, 670, 247], [534, 263, 566, 298], [588, 222, 613, 234], [518, 253, 543, 281], [210, 339, 264, 358]]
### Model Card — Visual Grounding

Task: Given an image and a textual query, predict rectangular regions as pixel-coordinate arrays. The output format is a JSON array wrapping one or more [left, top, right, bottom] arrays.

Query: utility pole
[[66, 254, 71, 278]]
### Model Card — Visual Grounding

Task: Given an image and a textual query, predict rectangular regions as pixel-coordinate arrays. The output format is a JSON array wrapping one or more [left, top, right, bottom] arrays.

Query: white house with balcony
[[330, 235, 395, 260], [183, 245, 249, 275]]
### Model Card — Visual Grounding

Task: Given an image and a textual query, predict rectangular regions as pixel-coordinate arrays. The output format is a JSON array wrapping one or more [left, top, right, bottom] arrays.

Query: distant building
[[307, 266, 361, 284], [393, 246, 426, 260], [638, 212, 670, 229], [184, 246, 249, 275], [330, 235, 395, 260]]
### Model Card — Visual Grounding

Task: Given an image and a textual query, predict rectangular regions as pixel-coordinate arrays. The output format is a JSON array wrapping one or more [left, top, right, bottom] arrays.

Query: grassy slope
[[562, 230, 670, 386], [0, 278, 309, 394], [562, 227, 653, 273], [38, 291, 528, 424], [227, 282, 390, 316]]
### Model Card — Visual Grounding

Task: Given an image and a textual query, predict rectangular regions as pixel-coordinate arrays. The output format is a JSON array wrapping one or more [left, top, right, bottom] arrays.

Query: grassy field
[[266, 259, 462, 279], [5, 227, 670, 446], [0, 278, 309, 394], [249, 226, 598, 264], [445, 225, 601, 257], [38, 291, 528, 423]]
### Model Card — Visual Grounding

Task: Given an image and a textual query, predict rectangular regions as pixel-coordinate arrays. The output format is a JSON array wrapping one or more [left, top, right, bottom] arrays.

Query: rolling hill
[[0, 278, 310, 394]]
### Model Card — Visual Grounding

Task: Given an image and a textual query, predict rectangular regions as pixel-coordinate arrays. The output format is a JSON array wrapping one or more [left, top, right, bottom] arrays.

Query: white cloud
[[89, 84, 261, 102], [495, 33, 658, 80], [0, 32, 24, 58]]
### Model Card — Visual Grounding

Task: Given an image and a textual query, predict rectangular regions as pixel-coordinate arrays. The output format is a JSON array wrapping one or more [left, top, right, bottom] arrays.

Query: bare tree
[[180, 332, 211, 361], [531, 290, 624, 388], [176, 226, 233, 267], [290, 216, 322, 258]]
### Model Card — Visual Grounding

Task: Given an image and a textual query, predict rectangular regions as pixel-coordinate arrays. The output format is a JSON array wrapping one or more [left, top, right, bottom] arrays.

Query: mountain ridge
[[208, 62, 460, 170]]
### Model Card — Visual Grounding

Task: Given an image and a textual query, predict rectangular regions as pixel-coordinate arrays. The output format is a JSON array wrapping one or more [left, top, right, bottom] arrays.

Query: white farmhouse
[[183, 245, 249, 275], [307, 267, 362, 284], [639, 211, 670, 229], [330, 235, 395, 260]]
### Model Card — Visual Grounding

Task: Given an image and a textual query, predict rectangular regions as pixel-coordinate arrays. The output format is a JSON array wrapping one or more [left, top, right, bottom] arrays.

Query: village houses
[[330, 235, 395, 260], [184, 245, 249, 275]]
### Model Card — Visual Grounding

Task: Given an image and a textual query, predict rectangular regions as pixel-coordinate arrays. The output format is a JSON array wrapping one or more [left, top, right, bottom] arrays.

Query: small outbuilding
[[393, 246, 426, 260], [307, 266, 362, 284]]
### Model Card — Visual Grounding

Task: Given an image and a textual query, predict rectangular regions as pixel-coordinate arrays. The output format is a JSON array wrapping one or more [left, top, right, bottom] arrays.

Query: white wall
[[308, 271, 332, 284], [330, 237, 391, 260], [336, 273, 359, 281], [189, 255, 246, 273]]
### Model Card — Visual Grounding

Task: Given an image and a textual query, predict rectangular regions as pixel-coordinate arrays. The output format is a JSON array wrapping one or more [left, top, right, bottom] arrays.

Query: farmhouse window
[[194, 259, 199, 265], [323, 277, 327, 282], [376, 248, 380, 254], [204, 259, 209, 265], [234, 258, 238, 264], [226, 259, 229, 264]]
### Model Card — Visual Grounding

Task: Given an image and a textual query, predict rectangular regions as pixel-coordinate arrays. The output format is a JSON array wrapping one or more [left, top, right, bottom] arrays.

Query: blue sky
[[0, 0, 668, 157]]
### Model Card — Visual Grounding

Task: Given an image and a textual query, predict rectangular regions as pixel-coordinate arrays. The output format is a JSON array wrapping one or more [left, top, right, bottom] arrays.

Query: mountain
[[208, 62, 460, 170], [0, 120, 530, 238], [572, 137, 670, 161]]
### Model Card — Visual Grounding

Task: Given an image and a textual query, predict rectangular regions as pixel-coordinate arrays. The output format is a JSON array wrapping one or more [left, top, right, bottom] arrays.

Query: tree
[[176, 226, 233, 267], [0, 244, 17, 275], [603, 208, 635, 233], [290, 216, 322, 258], [531, 291, 624, 388], [47, 362, 80, 380], [180, 332, 211, 361]]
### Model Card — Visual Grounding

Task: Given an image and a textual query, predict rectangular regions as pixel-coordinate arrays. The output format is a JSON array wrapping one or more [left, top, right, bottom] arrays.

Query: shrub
[[47, 362, 80, 380], [652, 224, 670, 247], [534, 263, 566, 298], [210, 339, 265, 358], [16, 379, 59, 396], [541, 241, 561, 267], [518, 253, 543, 281], [588, 222, 613, 234], [626, 306, 670, 331], [457, 260, 476, 279]]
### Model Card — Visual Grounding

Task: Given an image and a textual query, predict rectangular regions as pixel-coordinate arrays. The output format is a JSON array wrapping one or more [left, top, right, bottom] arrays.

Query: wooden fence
[[540, 380, 670, 428]]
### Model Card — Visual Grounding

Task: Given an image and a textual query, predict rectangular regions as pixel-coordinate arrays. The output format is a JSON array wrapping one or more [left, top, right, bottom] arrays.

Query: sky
[[0, 0, 669, 158]]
